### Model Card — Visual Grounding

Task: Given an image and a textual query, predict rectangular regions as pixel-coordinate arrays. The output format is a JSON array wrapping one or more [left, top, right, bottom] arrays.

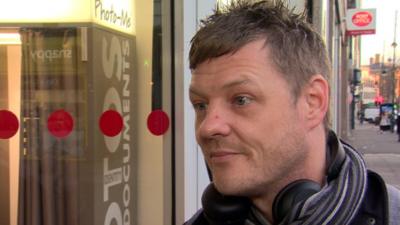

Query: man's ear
[[302, 75, 329, 130]]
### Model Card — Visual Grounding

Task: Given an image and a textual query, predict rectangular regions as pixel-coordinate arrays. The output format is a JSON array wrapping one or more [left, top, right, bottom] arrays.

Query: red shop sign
[[346, 8, 376, 36], [352, 11, 372, 27]]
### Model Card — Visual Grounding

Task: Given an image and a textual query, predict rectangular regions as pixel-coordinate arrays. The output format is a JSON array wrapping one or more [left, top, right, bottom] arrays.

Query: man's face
[[189, 40, 310, 197]]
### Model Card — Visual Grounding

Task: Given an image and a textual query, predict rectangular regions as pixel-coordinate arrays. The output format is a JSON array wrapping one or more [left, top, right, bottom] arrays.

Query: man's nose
[[197, 105, 231, 139]]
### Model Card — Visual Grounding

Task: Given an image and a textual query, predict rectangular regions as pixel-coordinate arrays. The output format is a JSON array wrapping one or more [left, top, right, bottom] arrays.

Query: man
[[185, 1, 400, 224]]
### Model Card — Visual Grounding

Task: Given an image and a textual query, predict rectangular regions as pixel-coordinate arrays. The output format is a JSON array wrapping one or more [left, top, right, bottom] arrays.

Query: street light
[[391, 41, 397, 104], [391, 11, 398, 104]]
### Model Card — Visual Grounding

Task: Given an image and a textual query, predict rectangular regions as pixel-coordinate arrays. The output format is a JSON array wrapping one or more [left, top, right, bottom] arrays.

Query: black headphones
[[201, 131, 346, 225]]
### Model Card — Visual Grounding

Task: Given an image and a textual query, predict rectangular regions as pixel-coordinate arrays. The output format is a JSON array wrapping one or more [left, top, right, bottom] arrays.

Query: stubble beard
[[212, 126, 309, 199]]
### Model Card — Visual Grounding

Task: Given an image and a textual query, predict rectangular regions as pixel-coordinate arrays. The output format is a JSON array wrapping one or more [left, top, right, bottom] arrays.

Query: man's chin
[[213, 179, 245, 196]]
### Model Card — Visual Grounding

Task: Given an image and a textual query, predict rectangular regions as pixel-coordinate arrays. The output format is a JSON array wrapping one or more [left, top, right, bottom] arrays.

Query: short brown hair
[[189, 0, 331, 128]]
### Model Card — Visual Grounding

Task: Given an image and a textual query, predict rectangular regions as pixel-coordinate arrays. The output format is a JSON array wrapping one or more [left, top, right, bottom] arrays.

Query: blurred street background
[[348, 122, 400, 188]]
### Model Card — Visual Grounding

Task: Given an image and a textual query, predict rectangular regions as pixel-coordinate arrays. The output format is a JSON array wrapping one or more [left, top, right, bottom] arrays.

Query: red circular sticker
[[352, 11, 372, 27], [47, 110, 74, 138], [99, 110, 123, 137], [0, 110, 19, 139], [147, 110, 170, 136]]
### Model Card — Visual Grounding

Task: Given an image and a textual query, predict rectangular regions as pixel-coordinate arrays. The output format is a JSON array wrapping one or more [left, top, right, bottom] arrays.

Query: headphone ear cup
[[202, 183, 251, 225], [272, 180, 321, 223]]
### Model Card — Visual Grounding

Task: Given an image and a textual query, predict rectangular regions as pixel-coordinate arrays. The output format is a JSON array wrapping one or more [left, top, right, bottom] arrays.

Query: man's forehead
[[191, 39, 270, 73], [189, 71, 263, 100]]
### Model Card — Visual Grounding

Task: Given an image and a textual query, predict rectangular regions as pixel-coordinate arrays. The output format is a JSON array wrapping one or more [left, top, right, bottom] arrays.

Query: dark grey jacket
[[351, 171, 400, 225]]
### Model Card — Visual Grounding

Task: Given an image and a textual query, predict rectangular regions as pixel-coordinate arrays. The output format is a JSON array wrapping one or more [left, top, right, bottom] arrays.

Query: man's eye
[[234, 96, 252, 106], [193, 102, 208, 111]]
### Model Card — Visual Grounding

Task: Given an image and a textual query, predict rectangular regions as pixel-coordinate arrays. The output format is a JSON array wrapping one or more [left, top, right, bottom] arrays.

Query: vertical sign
[[92, 27, 136, 225]]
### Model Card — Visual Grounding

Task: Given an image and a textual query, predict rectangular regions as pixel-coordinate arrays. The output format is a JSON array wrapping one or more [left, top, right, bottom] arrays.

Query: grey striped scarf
[[247, 139, 367, 225]]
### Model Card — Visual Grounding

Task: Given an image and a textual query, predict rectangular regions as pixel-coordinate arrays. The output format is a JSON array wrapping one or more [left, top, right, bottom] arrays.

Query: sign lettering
[[95, 0, 132, 30], [102, 34, 132, 225]]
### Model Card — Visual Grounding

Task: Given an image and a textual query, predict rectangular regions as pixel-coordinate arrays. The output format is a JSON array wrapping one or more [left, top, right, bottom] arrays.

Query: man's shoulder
[[386, 184, 400, 224], [352, 170, 400, 225], [366, 170, 400, 202], [368, 170, 400, 225]]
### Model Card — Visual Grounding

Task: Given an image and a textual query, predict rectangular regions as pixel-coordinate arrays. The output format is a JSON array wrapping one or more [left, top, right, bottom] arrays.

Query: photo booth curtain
[[18, 27, 84, 225]]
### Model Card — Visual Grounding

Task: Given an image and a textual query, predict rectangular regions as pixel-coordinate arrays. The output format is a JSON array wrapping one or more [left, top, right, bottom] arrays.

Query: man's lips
[[209, 151, 239, 163], [210, 151, 237, 157]]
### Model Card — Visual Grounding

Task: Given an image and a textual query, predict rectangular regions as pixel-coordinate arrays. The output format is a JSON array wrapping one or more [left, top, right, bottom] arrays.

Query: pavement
[[347, 122, 400, 189]]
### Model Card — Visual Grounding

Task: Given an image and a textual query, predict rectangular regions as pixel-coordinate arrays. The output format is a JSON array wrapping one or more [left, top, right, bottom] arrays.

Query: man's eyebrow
[[221, 78, 256, 89], [188, 85, 202, 97], [189, 77, 258, 97]]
